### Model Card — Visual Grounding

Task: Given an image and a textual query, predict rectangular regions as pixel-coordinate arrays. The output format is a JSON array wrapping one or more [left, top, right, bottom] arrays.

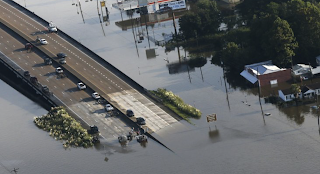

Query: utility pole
[[78, 0, 85, 23]]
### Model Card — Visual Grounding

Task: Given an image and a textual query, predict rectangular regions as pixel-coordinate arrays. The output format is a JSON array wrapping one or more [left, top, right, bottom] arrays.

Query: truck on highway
[[48, 21, 58, 33]]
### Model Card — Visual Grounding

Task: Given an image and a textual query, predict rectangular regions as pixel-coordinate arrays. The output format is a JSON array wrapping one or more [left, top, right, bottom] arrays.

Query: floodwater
[[2, 0, 320, 173]]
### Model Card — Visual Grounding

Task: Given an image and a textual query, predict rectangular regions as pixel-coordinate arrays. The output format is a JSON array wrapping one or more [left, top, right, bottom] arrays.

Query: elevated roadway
[[0, 0, 179, 135]]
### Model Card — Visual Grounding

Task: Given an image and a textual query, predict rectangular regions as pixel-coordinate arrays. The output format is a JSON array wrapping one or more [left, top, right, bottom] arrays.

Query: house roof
[[292, 64, 310, 71], [300, 86, 311, 94], [240, 70, 257, 84], [306, 83, 320, 90], [245, 61, 286, 76], [312, 66, 320, 75], [281, 88, 293, 95]]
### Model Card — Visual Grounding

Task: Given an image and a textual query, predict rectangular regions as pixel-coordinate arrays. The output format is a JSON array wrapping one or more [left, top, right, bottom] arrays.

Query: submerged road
[[0, 0, 179, 136]]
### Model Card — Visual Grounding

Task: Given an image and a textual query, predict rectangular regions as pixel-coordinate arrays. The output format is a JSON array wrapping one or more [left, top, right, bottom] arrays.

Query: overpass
[[0, 0, 181, 139]]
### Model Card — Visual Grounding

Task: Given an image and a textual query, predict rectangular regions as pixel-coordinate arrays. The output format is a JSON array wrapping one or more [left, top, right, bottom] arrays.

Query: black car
[[24, 71, 30, 77], [57, 52, 67, 58], [89, 125, 99, 134], [126, 109, 134, 117], [136, 117, 146, 125], [44, 58, 52, 65]]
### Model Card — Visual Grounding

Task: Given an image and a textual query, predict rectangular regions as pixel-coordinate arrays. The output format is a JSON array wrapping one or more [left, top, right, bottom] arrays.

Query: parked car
[[136, 117, 146, 125], [57, 52, 67, 58], [105, 104, 114, 111], [92, 92, 101, 99], [126, 109, 134, 117], [77, 82, 86, 90], [55, 67, 63, 74], [44, 58, 52, 65], [24, 71, 30, 77], [39, 38, 48, 45], [42, 85, 49, 94], [59, 58, 66, 64], [48, 22, 58, 33], [89, 125, 99, 134]]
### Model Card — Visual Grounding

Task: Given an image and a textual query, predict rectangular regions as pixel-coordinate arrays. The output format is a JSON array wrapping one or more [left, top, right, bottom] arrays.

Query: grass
[[150, 88, 202, 123]]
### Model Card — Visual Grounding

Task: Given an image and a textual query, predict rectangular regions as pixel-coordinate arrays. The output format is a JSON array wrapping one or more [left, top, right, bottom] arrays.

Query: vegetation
[[175, 0, 320, 73], [34, 106, 94, 148], [151, 88, 202, 121], [291, 84, 301, 100]]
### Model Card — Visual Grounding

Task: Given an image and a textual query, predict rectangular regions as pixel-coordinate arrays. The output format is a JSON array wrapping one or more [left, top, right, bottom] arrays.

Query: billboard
[[159, 0, 186, 10]]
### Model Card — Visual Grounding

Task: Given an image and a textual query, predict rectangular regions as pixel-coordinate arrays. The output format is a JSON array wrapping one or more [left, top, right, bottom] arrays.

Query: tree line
[[178, 0, 320, 72]]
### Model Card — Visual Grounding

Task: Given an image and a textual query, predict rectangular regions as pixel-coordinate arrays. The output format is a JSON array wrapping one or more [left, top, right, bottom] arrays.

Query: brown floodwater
[[2, 0, 320, 173]]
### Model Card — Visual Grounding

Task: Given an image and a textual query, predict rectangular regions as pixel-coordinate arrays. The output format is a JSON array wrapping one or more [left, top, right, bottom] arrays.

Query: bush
[[153, 88, 202, 119], [34, 106, 93, 148]]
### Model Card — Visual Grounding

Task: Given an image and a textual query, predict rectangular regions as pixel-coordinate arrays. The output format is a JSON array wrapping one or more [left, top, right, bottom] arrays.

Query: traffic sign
[[207, 114, 217, 122]]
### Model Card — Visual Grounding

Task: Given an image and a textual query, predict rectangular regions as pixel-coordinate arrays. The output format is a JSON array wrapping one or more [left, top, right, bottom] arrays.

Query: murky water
[[3, 0, 320, 173]]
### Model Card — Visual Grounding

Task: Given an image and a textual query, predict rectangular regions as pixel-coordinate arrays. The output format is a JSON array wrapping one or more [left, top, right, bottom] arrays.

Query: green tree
[[178, 0, 221, 39], [196, 0, 221, 36], [178, 12, 201, 40], [290, 84, 301, 100], [264, 17, 298, 67], [220, 42, 243, 70], [285, 0, 320, 62]]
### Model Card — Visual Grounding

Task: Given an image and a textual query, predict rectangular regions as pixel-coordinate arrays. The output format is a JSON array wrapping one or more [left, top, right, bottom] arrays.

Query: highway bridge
[[0, 0, 180, 140]]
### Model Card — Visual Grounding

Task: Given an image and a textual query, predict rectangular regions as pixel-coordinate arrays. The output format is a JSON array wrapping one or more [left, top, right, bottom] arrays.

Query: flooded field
[[2, 0, 320, 173]]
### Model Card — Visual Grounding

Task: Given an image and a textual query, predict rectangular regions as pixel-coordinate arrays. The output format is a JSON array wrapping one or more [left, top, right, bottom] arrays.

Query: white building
[[278, 89, 295, 102], [113, 0, 186, 13], [292, 64, 311, 76]]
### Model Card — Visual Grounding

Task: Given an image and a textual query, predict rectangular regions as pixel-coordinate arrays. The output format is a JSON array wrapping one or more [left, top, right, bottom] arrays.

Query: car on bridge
[[77, 82, 86, 90], [48, 21, 58, 33], [39, 38, 48, 45], [92, 92, 101, 100], [126, 109, 134, 117], [59, 58, 66, 64], [24, 71, 30, 77], [57, 52, 67, 58], [105, 104, 114, 111], [136, 117, 146, 125], [44, 58, 52, 65], [55, 67, 63, 74]]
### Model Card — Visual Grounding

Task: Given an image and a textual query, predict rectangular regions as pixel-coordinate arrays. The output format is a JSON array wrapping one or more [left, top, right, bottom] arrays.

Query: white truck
[[48, 21, 58, 33]]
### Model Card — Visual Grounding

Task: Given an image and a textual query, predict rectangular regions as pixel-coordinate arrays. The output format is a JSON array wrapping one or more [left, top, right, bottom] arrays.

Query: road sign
[[207, 114, 217, 123], [100, 1, 105, 7]]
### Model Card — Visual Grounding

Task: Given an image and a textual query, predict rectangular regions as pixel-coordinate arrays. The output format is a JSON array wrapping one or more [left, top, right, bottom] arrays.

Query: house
[[240, 60, 292, 86], [292, 64, 311, 76], [278, 89, 295, 102], [278, 83, 320, 102], [300, 86, 315, 99], [316, 55, 320, 66]]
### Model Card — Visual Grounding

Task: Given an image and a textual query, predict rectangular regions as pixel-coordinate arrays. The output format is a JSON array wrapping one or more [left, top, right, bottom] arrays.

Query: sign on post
[[100, 1, 105, 7], [206, 114, 217, 123]]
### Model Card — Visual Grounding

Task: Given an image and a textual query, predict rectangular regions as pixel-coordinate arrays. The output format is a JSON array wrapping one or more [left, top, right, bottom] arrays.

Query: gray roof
[[281, 88, 293, 95]]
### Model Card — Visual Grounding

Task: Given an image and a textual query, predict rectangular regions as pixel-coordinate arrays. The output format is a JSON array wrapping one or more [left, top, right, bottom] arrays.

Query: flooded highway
[[1, 0, 320, 173]]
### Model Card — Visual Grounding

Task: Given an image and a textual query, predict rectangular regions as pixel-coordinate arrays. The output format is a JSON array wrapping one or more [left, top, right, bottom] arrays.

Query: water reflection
[[208, 125, 220, 143]]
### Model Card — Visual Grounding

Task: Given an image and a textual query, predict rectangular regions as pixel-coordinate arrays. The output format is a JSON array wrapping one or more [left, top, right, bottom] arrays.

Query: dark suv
[[126, 109, 134, 117], [57, 52, 67, 58], [136, 117, 146, 125]]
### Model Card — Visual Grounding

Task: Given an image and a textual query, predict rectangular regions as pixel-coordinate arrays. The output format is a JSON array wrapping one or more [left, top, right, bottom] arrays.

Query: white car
[[40, 38, 48, 45], [105, 104, 114, 111], [92, 92, 101, 99], [77, 82, 86, 90], [55, 67, 63, 74]]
